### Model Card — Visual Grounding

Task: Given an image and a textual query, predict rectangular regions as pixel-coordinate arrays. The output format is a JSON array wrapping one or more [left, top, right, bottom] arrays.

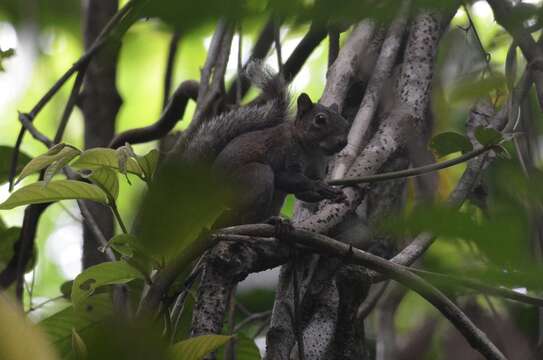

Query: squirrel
[[183, 61, 350, 226]]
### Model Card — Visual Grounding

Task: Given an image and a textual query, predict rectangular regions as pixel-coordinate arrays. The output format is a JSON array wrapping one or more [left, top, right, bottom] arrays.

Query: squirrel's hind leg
[[233, 162, 276, 225]]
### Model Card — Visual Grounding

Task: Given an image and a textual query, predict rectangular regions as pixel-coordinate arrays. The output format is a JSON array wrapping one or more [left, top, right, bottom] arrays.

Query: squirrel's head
[[294, 93, 349, 155]]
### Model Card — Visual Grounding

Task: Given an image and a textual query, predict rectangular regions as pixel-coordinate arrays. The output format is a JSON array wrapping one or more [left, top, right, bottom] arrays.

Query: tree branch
[[109, 80, 199, 148], [8, 0, 137, 191], [330, 2, 409, 179], [328, 144, 494, 186], [319, 19, 377, 109], [163, 31, 182, 109], [224, 224, 506, 360], [486, 0, 543, 109]]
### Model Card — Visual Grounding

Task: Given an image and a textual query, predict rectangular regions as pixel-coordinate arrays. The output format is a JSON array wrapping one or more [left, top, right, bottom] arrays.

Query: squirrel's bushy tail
[[245, 60, 288, 109], [184, 61, 290, 163]]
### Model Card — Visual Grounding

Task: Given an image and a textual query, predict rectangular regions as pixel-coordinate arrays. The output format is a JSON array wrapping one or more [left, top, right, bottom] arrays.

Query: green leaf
[[0, 146, 32, 185], [43, 149, 81, 185], [71, 329, 87, 360], [494, 145, 511, 159], [429, 132, 473, 158], [71, 261, 144, 307], [474, 126, 503, 147], [216, 334, 261, 360], [137, 149, 159, 181], [103, 234, 136, 257], [71, 148, 143, 177], [0, 295, 59, 360], [39, 294, 112, 359], [137, 163, 229, 262], [82, 167, 120, 200], [235, 335, 262, 360], [17, 145, 80, 184], [0, 180, 108, 210], [170, 335, 232, 360]]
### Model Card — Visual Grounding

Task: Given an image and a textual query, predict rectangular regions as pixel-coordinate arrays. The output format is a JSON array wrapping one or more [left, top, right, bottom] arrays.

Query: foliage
[[0, 0, 542, 358]]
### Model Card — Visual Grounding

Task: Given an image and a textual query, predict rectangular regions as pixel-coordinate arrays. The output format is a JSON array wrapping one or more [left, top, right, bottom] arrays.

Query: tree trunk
[[80, 0, 122, 268]]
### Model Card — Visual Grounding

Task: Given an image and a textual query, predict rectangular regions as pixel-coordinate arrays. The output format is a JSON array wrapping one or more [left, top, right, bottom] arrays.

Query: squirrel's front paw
[[266, 216, 293, 240]]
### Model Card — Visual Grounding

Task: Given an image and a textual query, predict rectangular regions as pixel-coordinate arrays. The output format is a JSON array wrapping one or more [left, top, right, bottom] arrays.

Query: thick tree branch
[[331, 3, 409, 178], [320, 19, 377, 109], [298, 11, 442, 234], [80, 0, 123, 268], [225, 224, 506, 360]]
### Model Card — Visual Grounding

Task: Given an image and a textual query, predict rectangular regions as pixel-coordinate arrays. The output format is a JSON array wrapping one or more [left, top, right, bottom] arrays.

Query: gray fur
[[183, 61, 290, 163]]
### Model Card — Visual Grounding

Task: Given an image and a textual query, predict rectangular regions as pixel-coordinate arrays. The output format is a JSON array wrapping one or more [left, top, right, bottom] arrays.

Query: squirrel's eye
[[314, 114, 327, 126]]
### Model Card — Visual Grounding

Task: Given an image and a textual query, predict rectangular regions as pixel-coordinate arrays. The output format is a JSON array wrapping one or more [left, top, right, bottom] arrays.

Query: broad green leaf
[[137, 149, 159, 181], [83, 167, 119, 200], [60, 280, 73, 300], [71, 261, 144, 307], [43, 148, 81, 185], [71, 329, 87, 360], [170, 335, 232, 360], [474, 126, 503, 147], [39, 294, 112, 358], [380, 201, 533, 272], [429, 132, 473, 158], [17, 145, 80, 184], [71, 148, 143, 177], [0, 295, 59, 360], [103, 234, 136, 257], [0, 180, 108, 210], [137, 162, 229, 263], [0, 146, 31, 185], [217, 334, 261, 360]]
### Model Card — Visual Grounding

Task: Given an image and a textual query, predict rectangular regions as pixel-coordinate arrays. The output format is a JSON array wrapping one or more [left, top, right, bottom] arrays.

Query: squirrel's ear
[[329, 103, 339, 113], [297, 93, 313, 116]]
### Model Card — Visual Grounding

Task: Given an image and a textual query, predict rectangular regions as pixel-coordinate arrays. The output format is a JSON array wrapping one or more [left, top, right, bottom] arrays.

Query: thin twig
[[110, 201, 128, 234], [163, 31, 182, 109], [26, 295, 64, 313], [233, 311, 272, 332], [328, 145, 494, 186], [54, 67, 88, 144], [8, 0, 137, 190], [75, 199, 116, 262], [17, 112, 52, 147], [356, 281, 389, 320]]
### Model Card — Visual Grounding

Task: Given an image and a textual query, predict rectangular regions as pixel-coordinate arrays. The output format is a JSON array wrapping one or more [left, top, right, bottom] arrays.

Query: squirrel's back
[[183, 62, 290, 163]]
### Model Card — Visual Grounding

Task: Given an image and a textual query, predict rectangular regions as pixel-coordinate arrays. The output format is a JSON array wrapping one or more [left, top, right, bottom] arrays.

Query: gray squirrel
[[183, 61, 350, 226]]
